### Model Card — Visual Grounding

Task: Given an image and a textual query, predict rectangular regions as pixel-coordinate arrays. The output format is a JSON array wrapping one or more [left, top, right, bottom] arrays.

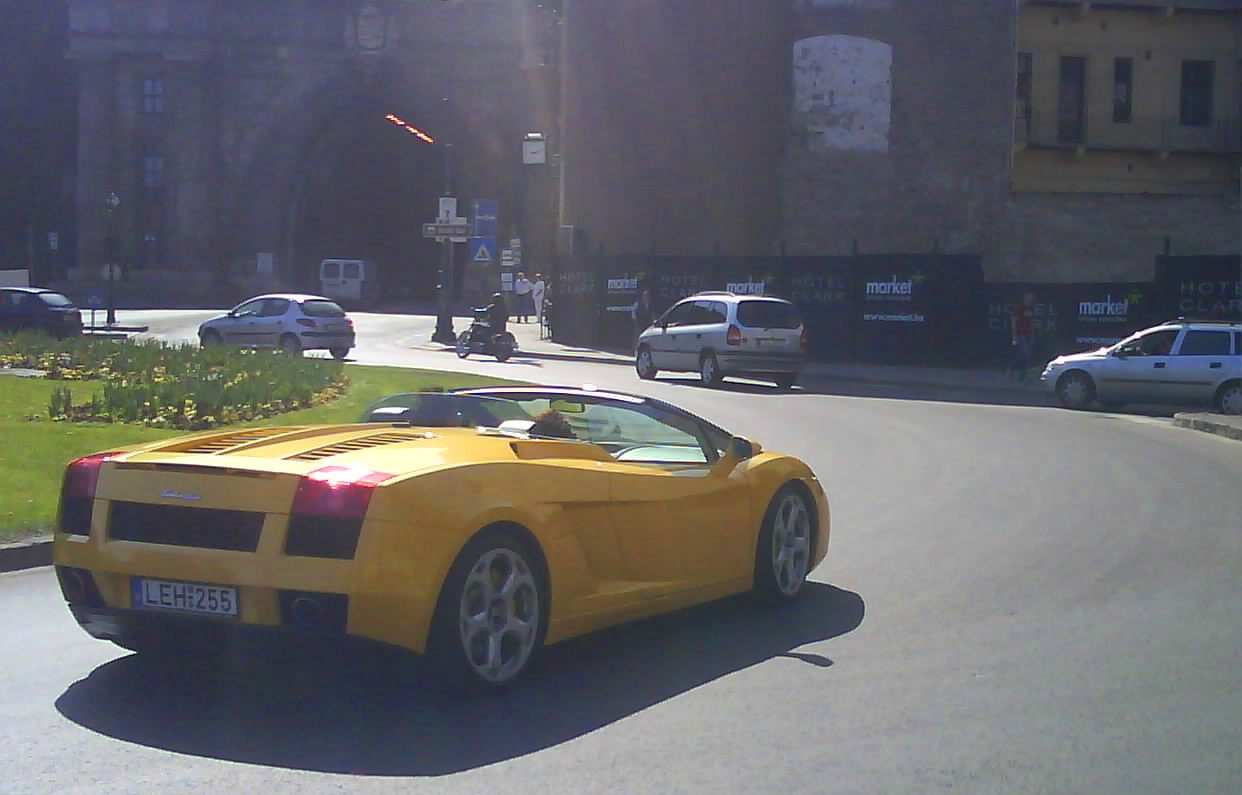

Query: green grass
[[0, 365, 521, 543]]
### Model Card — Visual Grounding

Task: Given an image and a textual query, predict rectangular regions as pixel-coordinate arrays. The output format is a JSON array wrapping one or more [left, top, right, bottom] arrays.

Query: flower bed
[[1, 332, 346, 430]]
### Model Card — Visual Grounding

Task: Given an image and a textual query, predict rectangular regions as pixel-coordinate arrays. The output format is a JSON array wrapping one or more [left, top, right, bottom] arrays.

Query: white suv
[[1041, 319, 1242, 414], [635, 292, 805, 388]]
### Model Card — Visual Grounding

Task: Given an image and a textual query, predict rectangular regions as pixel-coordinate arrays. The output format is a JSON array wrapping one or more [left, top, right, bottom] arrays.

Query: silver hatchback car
[[635, 292, 805, 388], [1041, 319, 1242, 414], [198, 293, 355, 358]]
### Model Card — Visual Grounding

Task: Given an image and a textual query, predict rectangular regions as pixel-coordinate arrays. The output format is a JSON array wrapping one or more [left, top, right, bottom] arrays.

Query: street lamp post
[[104, 192, 120, 325]]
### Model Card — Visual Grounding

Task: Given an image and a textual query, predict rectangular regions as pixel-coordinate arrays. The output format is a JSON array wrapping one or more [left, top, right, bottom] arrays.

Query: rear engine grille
[[180, 428, 297, 454], [108, 501, 264, 551], [289, 431, 425, 461]]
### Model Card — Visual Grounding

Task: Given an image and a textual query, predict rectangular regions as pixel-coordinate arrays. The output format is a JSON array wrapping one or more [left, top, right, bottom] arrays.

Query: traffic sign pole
[[432, 144, 457, 345]]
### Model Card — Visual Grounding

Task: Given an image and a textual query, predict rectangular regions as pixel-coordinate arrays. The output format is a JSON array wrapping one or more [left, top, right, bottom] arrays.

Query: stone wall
[[996, 193, 1241, 283], [781, 0, 1017, 260]]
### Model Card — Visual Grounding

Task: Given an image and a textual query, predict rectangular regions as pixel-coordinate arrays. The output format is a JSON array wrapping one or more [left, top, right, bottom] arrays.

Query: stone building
[[68, 0, 561, 298], [65, 0, 1239, 299]]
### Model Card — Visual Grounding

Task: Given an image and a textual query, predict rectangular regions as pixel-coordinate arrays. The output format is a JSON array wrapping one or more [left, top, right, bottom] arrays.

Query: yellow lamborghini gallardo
[[54, 386, 830, 688]]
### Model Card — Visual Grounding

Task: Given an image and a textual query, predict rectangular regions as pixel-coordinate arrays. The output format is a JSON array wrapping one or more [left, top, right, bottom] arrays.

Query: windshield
[[37, 292, 75, 308], [300, 299, 346, 318], [736, 300, 801, 329], [359, 393, 531, 427]]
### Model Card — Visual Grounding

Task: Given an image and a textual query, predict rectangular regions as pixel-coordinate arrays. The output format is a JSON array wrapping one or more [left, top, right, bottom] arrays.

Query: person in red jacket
[[1008, 292, 1037, 380]]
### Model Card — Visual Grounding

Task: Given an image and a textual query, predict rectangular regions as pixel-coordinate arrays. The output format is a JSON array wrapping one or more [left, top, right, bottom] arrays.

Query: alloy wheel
[[770, 492, 811, 597], [457, 548, 541, 684], [1219, 384, 1242, 415]]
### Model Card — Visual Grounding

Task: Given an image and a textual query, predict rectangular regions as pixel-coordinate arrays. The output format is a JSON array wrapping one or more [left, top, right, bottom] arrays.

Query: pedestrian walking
[[631, 289, 654, 349], [513, 272, 533, 323], [1008, 292, 1036, 380], [532, 272, 547, 336]]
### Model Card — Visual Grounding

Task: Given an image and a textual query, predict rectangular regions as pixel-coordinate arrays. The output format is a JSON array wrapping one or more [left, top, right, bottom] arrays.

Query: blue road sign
[[469, 237, 497, 265], [472, 199, 498, 237]]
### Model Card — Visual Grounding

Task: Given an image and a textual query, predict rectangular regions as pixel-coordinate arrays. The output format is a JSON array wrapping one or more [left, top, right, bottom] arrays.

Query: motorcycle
[[456, 308, 517, 362]]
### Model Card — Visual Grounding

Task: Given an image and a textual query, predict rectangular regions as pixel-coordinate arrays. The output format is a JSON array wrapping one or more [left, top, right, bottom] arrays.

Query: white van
[[319, 259, 378, 304]]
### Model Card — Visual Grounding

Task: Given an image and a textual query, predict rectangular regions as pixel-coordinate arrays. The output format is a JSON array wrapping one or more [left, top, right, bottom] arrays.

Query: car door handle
[[1153, 362, 1165, 369], [1210, 362, 1222, 369]]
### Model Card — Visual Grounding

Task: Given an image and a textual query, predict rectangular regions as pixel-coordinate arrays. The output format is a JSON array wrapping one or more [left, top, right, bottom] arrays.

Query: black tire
[[329, 347, 350, 360], [493, 336, 514, 362], [279, 334, 303, 356], [1056, 370, 1095, 410], [427, 528, 549, 690], [455, 331, 471, 359], [635, 345, 658, 380], [699, 352, 722, 388], [753, 484, 815, 605], [1216, 380, 1242, 415], [200, 329, 223, 349], [773, 372, 798, 390]]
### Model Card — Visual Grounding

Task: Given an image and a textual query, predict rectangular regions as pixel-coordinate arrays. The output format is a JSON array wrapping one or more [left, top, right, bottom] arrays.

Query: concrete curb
[[0, 539, 52, 574], [1172, 413, 1242, 442]]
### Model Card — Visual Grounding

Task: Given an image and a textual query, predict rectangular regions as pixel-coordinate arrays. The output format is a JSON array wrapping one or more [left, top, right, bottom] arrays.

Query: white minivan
[[319, 259, 378, 304]]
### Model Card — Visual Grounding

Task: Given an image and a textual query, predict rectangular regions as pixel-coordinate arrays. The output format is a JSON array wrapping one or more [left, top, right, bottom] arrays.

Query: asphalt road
[[2, 310, 1239, 794]]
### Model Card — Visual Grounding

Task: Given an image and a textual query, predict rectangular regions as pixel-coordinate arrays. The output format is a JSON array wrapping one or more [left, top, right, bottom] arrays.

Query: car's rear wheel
[[200, 329, 222, 348], [1056, 371, 1095, 410], [635, 346, 658, 380], [754, 485, 814, 604], [1216, 381, 1242, 415], [279, 334, 302, 356], [429, 529, 547, 689], [699, 352, 722, 387], [329, 347, 350, 360], [774, 372, 797, 390]]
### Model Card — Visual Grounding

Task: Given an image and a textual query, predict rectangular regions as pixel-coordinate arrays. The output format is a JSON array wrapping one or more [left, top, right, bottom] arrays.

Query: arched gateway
[[69, 0, 560, 301]]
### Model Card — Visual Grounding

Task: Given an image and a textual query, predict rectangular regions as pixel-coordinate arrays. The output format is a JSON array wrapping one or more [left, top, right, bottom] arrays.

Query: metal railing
[[1015, 111, 1241, 154]]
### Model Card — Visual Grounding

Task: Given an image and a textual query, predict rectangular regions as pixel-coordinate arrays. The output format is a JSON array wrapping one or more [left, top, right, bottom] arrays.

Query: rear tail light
[[59, 452, 119, 536], [291, 466, 394, 520], [345, 318, 354, 328], [296, 318, 317, 328], [726, 325, 742, 346], [288, 466, 394, 559]]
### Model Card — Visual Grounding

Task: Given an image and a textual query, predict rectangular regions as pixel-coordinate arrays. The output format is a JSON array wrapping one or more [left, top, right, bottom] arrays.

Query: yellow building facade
[[1015, 1, 1239, 195]]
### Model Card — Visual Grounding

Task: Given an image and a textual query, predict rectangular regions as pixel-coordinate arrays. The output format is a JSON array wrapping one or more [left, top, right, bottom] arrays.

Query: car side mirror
[[729, 436, 759, 461], [1112, 350, 1128, 359]]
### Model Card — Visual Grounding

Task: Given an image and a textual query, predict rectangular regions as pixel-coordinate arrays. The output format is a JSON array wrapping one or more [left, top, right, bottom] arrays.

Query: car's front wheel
[[1056, 371, 1095, 410], [754, 485, 814, 604], [279, 334, 303, 356], [429, 529, 548, 689], [1216, 380, 1242, 415], [635, 345, 658, 380], [456, 330, 471, 359], [200, 329, 222, 348]]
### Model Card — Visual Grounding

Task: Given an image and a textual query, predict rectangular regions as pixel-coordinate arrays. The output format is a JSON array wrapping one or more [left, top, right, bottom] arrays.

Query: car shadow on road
[[55, 582, 862, 776]]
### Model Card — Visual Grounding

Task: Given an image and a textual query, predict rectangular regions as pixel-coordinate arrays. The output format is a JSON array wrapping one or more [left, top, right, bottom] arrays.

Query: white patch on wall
[[793, 35, 892, 153]]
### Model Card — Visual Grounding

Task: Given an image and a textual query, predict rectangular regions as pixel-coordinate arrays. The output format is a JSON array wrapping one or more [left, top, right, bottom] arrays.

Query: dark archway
[[283, 94, 445, 300]]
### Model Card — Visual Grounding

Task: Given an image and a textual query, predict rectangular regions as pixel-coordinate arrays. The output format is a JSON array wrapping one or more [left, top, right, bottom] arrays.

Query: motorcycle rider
[[480, 292, 508, 344]]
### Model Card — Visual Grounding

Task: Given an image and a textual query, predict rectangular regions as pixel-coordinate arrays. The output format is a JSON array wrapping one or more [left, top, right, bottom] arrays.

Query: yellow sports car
[[54, 386, 830, 688]]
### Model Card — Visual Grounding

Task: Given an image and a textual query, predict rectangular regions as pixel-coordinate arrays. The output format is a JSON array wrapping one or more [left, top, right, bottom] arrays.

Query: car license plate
[[131, 578, 239, 618], [757, 337, 788, 347]]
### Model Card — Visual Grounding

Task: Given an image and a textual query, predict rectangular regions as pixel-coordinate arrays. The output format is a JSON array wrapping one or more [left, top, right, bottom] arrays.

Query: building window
[[142, 143, 164, 201], [1112, 58, 1132, 124], [1057, 56, 1086, 145], [1016, 52, 1033, 139], [1179, 60, 1214, 127], [142, 79, 164, 113]]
